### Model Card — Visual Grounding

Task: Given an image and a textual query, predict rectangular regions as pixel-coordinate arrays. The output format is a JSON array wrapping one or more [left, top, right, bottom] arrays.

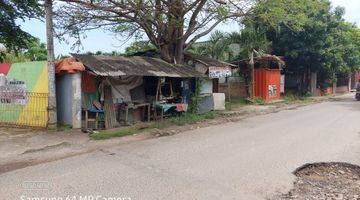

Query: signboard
[[209, 66, 232, 78], [0, 74, 29, 105], [268, 84, 277, 98]]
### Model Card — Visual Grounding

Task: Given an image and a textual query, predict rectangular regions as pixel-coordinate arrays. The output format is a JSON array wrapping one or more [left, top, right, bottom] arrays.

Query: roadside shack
[[113, 50, 234, 113], [232, 54, 285, 102], [55, 54, 204, 130], [184, 53, 234, 112]]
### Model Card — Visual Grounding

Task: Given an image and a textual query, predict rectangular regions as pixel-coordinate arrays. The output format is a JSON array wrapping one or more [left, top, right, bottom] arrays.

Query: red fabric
[[176, 104, 188, 112], [355, 72, 360, 84], [55, 57, 85, 74], [82, 71, 97, 92], [0, 63, 11, 75]]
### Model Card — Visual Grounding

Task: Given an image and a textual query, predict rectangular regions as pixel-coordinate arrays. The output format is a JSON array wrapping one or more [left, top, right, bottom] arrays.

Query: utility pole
[[45, 0, 57, 128]]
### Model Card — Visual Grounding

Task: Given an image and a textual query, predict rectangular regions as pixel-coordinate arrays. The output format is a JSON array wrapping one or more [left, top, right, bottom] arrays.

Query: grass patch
[[90, 128, 140, 140], [246, 97, 266, 105], [90, 112, 219, 140], [149, 121, 172, 129], [48, 124, 73, 132], [225, 98, 248, 110], [282, 93, 298, 102], [89, 111, 222, 140], [169, 112, 218, 126], [281, 92, 314, 104]]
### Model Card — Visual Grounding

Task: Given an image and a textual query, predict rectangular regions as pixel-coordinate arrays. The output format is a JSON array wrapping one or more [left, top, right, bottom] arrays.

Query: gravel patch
[[275, 162, 360, 200]]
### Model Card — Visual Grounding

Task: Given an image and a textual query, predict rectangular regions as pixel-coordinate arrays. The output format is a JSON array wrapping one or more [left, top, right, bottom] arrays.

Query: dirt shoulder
[[0, 94, 349, 174]]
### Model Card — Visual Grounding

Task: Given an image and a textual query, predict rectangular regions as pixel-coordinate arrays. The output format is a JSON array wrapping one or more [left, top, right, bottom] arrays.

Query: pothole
[[275, 162, 360, 200]]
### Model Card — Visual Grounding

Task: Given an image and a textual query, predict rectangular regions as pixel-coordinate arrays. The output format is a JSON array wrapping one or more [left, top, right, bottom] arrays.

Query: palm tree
[[45, 0, 57, 127], [227, 26, 271, 97], [190, 31, 232, 61]]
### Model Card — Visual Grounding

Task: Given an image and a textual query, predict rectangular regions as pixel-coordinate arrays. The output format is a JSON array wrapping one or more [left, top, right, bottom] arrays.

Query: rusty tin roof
[[184, 53, 236, 68], [71, 54, 205, 77]]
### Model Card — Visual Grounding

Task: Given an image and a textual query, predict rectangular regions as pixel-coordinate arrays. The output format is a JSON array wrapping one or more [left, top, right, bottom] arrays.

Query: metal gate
[[0, 92, 48, 127]]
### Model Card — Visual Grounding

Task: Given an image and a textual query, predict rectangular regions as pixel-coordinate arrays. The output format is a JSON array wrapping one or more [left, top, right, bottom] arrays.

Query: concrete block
[[213, 93, 225, 111]]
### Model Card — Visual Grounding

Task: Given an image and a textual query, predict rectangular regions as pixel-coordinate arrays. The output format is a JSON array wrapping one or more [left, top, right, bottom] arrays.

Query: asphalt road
[[2, 96, 360, 200]]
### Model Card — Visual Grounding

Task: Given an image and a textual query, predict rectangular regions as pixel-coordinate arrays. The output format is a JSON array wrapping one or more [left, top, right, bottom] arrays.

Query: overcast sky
[[18, 0, 360, 56]]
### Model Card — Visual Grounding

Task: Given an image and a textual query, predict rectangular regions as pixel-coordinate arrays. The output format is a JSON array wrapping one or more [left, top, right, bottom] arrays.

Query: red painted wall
[[355, 72, 360, 85], [0, 63, 12, 75], [254, 68, 281, 101]]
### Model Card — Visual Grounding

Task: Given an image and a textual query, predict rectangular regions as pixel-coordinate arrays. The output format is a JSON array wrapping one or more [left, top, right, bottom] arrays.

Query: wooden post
[[310, 72, 317, 96], [332, 72, 337, 95], [95, 112, 99, 129], [227, 77, 231, 110], [45, 0, 57, 128], [155, 78, 160, 101], [85, 110, 88, 130], [125, 106, 129, 125], [348, 73, 352, 92], [227, 77, 231, 102], [161, 108, 164, 122]]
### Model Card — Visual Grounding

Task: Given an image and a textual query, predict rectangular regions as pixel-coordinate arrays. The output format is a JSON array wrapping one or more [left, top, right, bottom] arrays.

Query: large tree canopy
[[55, 0, 255, 63], [244, 0, 360, 93], [187, 30, 232, 60], [0, 0, 42, 51]]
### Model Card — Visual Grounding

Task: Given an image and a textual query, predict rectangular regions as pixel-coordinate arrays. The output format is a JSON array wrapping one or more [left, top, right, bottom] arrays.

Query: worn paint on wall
[[0, 61, 49, 127]]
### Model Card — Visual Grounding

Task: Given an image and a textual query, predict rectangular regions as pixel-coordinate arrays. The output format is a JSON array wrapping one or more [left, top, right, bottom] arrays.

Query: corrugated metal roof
[[184, 53, 236, 68], [71, 54, 205, 77], [127, 50, 235, 68]]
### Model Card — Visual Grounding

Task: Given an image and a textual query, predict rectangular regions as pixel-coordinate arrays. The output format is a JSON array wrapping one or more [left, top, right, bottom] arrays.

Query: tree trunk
[[310, 72, 317, 96], [159, 0, 185, 64], [348, 73, 352, 92], [174, 39, 184, 64], [45, 0, 57, 128], [300, 66, 310, 95], [159, 39, 185, 64], [249, 52, 255, 98], [332, 81, 337, 95], [332, 72, 337, 95]]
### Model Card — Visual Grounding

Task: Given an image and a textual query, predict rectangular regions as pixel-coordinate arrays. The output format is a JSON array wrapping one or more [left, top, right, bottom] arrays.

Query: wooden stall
[[67, 54, 204, 130]]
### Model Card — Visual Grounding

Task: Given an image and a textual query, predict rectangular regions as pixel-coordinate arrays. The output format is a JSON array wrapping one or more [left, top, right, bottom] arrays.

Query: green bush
[[247, 97, 266, 105]]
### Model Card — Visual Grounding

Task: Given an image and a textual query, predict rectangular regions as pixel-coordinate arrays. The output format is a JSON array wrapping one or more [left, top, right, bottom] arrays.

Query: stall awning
[[71, 54, 205, 78], [184, 53, 236, 68]]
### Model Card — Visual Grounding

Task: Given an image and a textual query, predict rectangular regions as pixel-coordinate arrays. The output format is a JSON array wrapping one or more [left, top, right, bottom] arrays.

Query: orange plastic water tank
[[254, 68, 281, 102]]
